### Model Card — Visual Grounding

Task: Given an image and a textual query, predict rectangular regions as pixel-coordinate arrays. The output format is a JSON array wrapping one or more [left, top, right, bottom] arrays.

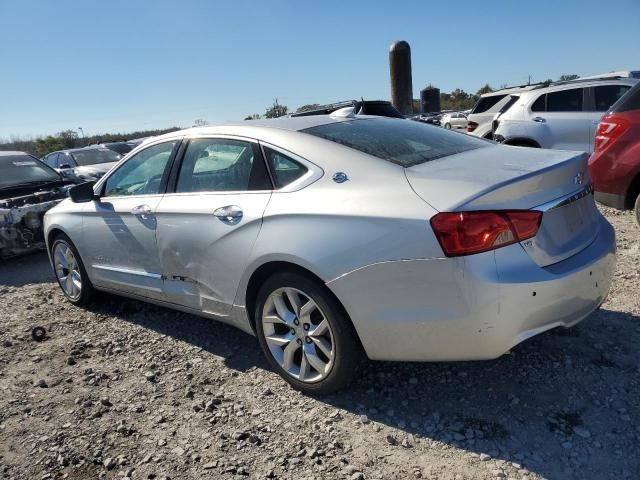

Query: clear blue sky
[[1, 0, 638, 140]]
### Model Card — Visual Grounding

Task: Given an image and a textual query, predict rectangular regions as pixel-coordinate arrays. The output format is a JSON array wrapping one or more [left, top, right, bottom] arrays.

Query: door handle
[[131, 204, 152, 216], [214, 205, 243, 224], [532, 117, 546, 123]]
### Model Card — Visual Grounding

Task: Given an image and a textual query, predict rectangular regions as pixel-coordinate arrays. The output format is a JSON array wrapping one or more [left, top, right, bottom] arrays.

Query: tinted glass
[[546, 88, 583, 112], [303, 118, 488, 167], [610, 82, 640, 113], [471, 95, 507, 114], [593, 85, 631, 111], [104, 141, 176, 197], [531, 95, 546, 112], [263, 148, 308, 188], [0, 154, 60, 189], [176, 138, 269, 193], [44, 153, 59, 168], [57, 153, 73, 168], [71, 148, 122, 166]]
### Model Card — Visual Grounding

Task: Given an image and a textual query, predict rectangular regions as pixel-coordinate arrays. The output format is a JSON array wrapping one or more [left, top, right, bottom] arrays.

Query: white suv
[[492, 78, 638, 153], [466, 85, 539, 139]]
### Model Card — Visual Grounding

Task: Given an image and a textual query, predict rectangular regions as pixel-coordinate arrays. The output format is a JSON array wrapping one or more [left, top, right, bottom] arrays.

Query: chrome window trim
[[93, 136, 185, 194], [259, 141, 324, 193]]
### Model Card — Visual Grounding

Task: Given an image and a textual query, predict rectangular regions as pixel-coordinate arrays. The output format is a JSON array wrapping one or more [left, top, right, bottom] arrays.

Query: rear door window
[[546, 88, 584, 112], [471, 95, 507, 113], [593, 85, 631, 111], [263, 147, 308, 189]]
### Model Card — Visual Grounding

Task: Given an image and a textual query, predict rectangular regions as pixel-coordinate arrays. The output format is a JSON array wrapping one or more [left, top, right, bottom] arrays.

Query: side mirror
[[59, 163, 72, 169], [69, 182, 97, 203]]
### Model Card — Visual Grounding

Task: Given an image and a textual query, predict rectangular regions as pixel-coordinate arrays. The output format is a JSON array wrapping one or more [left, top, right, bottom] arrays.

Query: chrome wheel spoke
[[265, 332, 293, 347], [304, 343, 328, 374], [310, 336, 332, 358], [273, 295, 296, 325], [299, 351, 310, 381], [282, 341, 298, 372], [298, 300, 315, 322], [284, 288, 301, 315], [309, 319, 329, 338], [263, 314, 290, 327]]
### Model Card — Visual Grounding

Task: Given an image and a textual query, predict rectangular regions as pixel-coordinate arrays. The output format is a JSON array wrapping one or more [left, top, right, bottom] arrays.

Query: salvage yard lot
[[0, 208, 638, 480]]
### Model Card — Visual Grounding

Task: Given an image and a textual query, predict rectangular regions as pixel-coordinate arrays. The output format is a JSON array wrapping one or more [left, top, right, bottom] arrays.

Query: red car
[[589, 81, 640, 225]]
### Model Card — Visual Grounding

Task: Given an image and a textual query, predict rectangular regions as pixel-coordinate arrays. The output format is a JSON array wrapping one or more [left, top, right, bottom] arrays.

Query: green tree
[[33, 136, 66, 158], [265, 98, 288, 118], [58, 129, 79, 149], [244, 114, 261, 120], [476, 84, 493, 95], [558, 74, 579, 81]]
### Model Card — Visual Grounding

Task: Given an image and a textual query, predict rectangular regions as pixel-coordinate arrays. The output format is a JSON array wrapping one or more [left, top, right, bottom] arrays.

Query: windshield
[[70, 149, 122, 166], [303, 118, 488, 167], [0, 154, 61, 189]]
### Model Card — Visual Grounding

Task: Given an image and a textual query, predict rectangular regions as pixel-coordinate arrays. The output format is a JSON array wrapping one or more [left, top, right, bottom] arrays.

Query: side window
[[263, 147, 308, 189], [103, 141, 176, 197], [44, 153, 59, 168], [546, 88, 583, 112], [593, 85, 631, 111], [58, 154, 72, 168], [531, 95, 546, 112], [176, 138, 270, 193]]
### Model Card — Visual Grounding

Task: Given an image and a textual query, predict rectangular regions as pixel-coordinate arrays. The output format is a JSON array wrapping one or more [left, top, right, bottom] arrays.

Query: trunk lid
[[406, 145, 599, 266]]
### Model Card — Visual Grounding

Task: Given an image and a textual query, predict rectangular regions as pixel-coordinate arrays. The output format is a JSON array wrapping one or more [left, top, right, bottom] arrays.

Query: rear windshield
[[71, 148, 122, 166], [610, 81, 640, 113], [303, 118, 488, 167], [0, 154, 60, 190], [470, 94, 507, 114]]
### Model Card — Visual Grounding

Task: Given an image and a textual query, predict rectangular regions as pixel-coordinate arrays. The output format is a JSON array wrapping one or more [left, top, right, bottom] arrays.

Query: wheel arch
[[625, 171, 640, 210], [503, 137, 541, 148], [242, 260, 358, 343]]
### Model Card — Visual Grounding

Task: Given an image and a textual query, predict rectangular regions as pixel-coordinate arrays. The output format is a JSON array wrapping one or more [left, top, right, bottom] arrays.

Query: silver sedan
[[44, 115, 615, 394]]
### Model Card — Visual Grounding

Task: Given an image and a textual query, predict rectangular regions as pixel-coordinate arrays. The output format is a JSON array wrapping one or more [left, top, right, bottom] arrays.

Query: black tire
[[255, 272, 365, 394], [444, 123, 451, 129], [51, 233, 95, 306], [635, 193, 640, 227]]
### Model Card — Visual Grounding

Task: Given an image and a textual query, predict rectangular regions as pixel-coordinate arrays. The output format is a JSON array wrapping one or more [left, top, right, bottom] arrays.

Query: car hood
[[405, 144, 589, 211]]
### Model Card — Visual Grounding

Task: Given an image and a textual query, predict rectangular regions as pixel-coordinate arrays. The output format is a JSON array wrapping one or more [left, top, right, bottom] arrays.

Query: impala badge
[[573, 172, 585, 185]]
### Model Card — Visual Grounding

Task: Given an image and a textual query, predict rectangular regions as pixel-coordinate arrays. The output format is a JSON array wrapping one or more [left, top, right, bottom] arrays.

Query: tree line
[[0, 127, 180, 158]]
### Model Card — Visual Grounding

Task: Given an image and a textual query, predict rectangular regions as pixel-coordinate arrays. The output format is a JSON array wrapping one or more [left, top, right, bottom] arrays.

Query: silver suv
[[493, 78, 638, 153]]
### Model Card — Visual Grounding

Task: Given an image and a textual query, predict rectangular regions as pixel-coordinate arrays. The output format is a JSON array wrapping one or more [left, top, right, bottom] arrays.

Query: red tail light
[[430, 210, 542, 257], [594, 114, 629, 153], [466, 121, 478, 132]]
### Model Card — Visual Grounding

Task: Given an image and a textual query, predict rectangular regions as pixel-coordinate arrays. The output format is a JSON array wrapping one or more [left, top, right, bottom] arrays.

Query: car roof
[[52, 146, 118, 154], [0, 150, 33, 157], [523, 77, 638, 95], [149, 115, 380, 142]]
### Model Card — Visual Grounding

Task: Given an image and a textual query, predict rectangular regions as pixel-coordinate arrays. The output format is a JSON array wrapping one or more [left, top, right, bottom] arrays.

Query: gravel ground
[[0, 208, 638, 480]]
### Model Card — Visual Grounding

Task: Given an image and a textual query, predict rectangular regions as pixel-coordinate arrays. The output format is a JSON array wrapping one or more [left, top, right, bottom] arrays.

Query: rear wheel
[[634, 193, 640, 226], [51, 234, 94, 305], [444, 123, 451, 129], [255, 272, 364, 394]]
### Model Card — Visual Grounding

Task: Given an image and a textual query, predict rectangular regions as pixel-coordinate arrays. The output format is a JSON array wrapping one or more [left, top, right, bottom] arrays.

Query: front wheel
[[255, 272, 364, 394], [635, 193, 640, 226], [51, 234, 94, 305], [444, 123, 451, 129]]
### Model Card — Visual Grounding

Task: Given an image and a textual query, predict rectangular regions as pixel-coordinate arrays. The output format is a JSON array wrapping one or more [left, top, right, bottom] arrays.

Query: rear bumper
[[595, 191, 627, 210], [327, 215, 616, 361]]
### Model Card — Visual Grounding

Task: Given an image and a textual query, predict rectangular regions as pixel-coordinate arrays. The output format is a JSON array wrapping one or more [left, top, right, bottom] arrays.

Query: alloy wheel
[[53, 241, 82, 301], [261, 287, 335, 383]]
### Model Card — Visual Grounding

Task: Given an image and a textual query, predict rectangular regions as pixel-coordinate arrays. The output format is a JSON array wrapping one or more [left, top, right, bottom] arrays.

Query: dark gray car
[[42, 147, 122, 183]]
